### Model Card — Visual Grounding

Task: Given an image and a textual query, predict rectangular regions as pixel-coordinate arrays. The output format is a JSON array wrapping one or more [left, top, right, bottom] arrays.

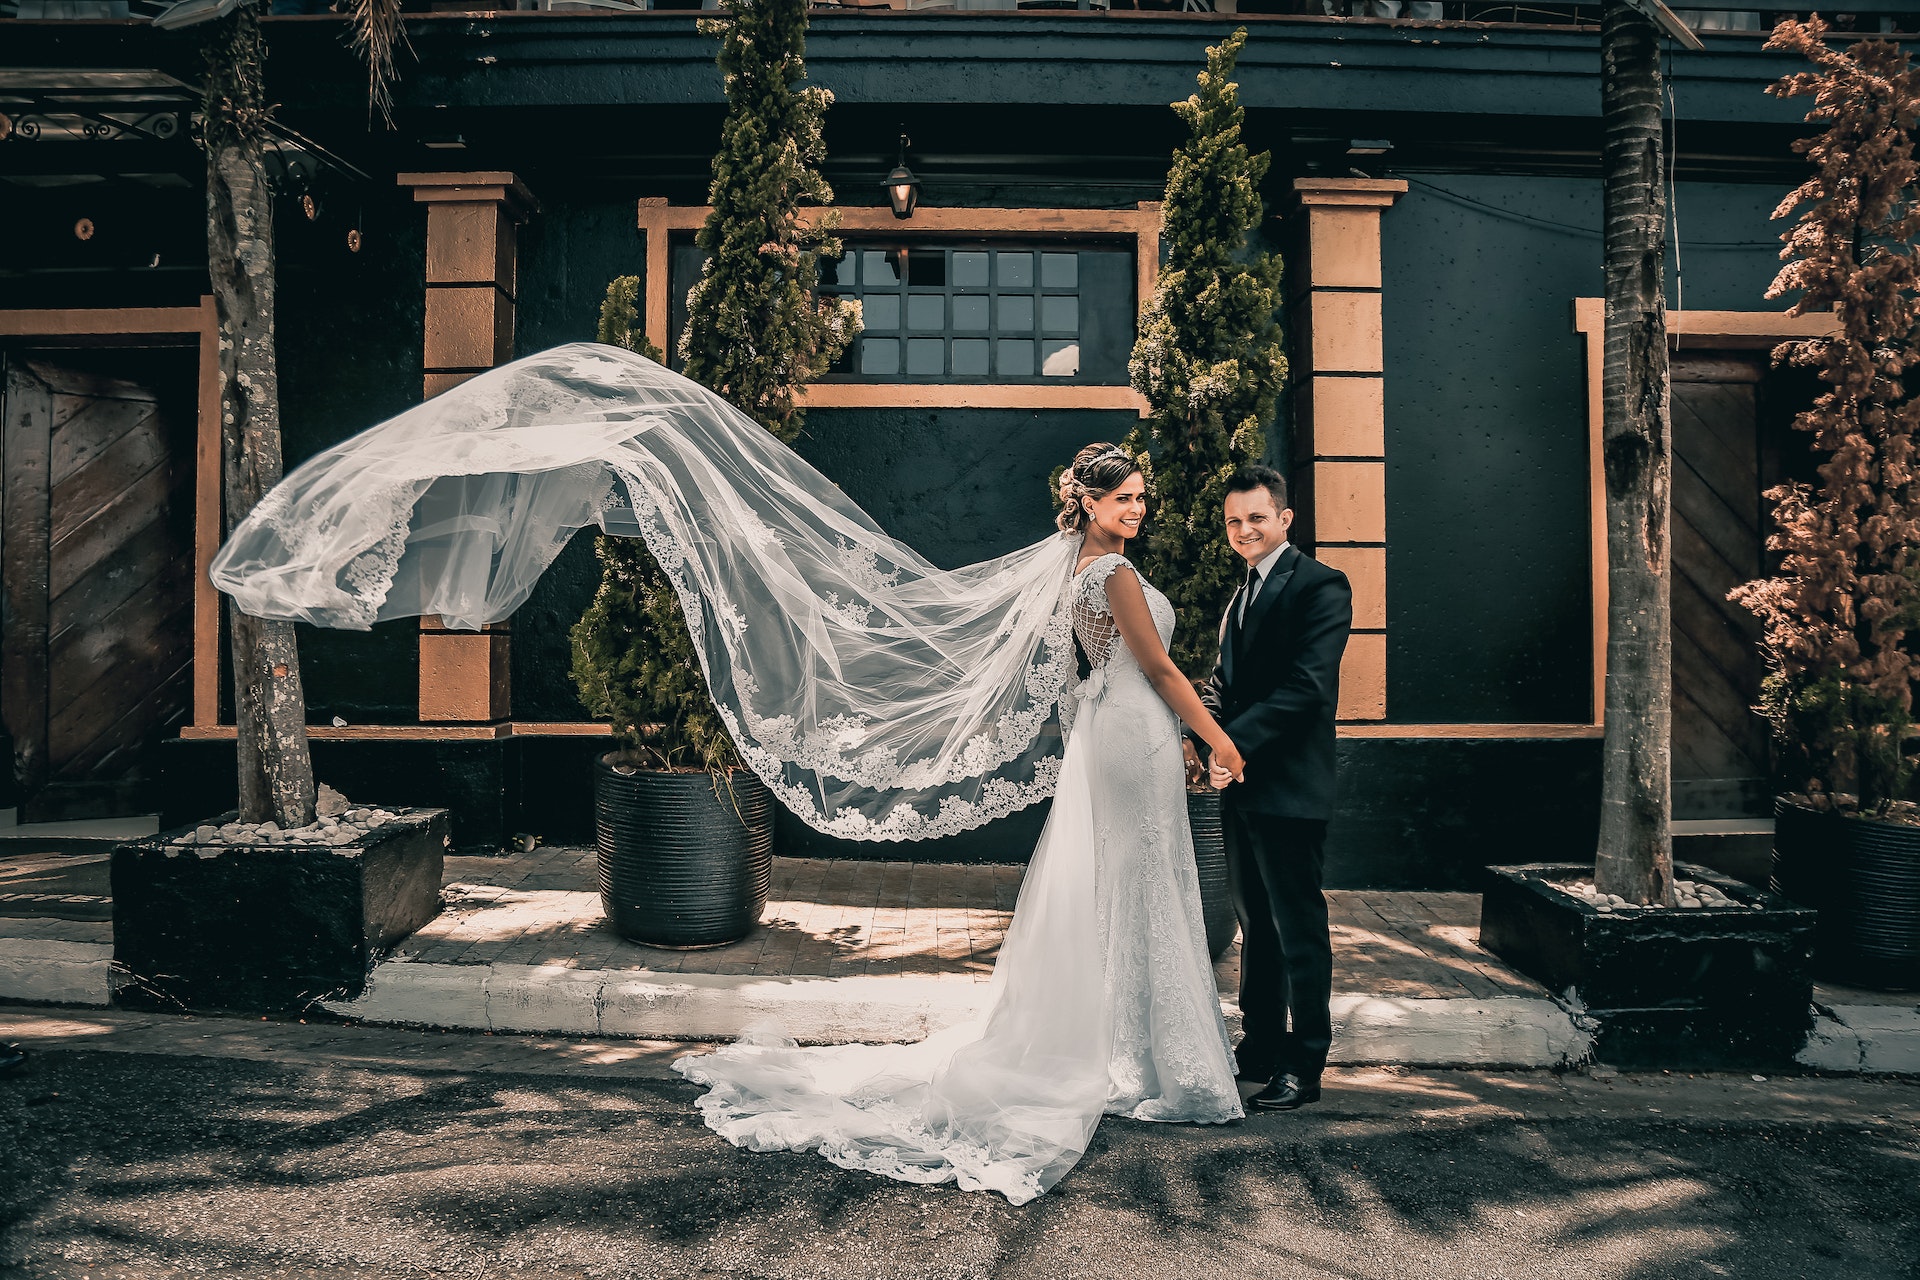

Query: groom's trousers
[[1222, 805, 1333, 1082]]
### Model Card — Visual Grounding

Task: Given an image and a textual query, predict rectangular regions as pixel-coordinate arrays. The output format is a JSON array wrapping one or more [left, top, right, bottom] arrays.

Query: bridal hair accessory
[[1076, 445, 1133, 476]]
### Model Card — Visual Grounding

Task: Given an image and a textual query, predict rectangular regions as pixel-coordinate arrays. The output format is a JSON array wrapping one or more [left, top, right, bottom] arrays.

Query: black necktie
[[1238, 565, 1262, 629]]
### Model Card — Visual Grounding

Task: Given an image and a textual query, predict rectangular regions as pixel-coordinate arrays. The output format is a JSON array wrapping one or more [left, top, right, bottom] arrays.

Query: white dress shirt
[[1238, 541, 1291, 626]]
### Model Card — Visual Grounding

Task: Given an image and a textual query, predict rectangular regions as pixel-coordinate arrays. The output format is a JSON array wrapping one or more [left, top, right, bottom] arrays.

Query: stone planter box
[[111, 808, 447, 1014], [1479, 861, 1817, 1071]]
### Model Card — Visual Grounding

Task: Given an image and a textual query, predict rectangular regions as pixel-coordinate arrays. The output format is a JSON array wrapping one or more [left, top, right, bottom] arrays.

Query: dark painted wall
[[797, 406, 1136, 567], [510, 193, 653, 721], [273, 186, 429, 725], [1380, 174, 1786, 725]]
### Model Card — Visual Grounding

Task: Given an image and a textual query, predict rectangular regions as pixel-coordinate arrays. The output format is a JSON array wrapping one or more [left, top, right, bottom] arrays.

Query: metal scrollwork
[[0, 109, 185, 143]]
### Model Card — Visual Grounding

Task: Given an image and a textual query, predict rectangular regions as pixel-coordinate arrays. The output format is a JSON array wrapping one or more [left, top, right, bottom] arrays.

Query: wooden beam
[[0, 308, 205, 339], [176, 719, 1595, 742], [800, 383, 1147, 412], [178, 720, 616, 742], [193, 296, 221, 728], [1337, 723, 1605, 739]]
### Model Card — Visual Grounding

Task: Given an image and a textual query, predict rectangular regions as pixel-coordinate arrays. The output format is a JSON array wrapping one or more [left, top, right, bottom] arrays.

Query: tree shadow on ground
[[1, 1051, 1914, 1280]]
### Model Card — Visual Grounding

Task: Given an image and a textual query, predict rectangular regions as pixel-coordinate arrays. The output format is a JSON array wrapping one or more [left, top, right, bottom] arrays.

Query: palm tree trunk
[[1595, 1, 1675, 905], [204, 8, 315, 830]]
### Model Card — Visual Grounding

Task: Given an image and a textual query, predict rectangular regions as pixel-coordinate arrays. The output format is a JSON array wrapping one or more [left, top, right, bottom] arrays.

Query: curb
[[1325, 993, 1594, 1069], [322, 963, 993, 1044], [320, 959, 1598, 1068], [1798, 1003, 1920, 1074], [0, 920, 114, 1007]]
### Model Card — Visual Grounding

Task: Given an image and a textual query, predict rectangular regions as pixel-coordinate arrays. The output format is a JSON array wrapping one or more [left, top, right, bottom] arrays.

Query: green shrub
[[1124, 28, 1287, 678], [570, 278, 738, 772]]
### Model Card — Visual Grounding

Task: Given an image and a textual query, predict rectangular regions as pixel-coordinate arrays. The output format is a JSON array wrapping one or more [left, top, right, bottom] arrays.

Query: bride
[[207, 344, 1249, 1204]]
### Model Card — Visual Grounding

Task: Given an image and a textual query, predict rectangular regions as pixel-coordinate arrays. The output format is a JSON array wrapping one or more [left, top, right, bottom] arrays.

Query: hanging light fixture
[[881, 128, 920, 221]]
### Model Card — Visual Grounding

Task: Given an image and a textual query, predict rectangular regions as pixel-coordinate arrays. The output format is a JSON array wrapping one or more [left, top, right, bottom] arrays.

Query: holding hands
[[1184, 737, 1245, 790], [1211, 737, 1246, 788]]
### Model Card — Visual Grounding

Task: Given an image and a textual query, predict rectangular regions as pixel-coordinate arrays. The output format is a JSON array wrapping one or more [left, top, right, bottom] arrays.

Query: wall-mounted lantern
[[882, 129, 920, 221]]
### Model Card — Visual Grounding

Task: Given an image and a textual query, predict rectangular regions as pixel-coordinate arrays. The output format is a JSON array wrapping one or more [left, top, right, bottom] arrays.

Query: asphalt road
[[0, 1011, 1915, 1280]]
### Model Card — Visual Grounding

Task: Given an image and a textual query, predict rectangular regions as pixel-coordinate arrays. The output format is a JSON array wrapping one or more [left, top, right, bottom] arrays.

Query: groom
[[1184, 466, 1352, 1112]]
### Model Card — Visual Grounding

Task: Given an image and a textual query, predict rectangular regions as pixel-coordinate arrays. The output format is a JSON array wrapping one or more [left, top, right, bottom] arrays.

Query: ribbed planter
[[594, 756, 774, 949], [1773, 797, 1920, 991], [1186, 789, 1240, 961]]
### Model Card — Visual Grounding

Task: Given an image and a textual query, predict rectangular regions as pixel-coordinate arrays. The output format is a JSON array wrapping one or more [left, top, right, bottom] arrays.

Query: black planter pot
[[1772, 797, 1920, 991], [594, 757, 774, 948], [1186, 789, 1240, 962], [1479, 862, 1817, 1071]]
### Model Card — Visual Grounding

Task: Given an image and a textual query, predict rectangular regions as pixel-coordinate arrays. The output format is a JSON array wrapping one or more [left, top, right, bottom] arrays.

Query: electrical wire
[[1667, 34, 1686, 322], [1393, 173, 1780, 250]]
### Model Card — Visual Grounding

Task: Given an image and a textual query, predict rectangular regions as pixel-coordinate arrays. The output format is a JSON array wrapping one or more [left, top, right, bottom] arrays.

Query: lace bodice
[[1072, 552, 1175, 677]]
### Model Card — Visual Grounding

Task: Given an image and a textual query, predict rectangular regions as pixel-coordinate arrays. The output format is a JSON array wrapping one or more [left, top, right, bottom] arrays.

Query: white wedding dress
[[202, 344, 1241, 1204], [673, 552, 1242, 1204]]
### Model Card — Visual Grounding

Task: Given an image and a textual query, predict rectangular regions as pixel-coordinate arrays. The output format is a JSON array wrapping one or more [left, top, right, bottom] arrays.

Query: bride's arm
[[1104, 568, 1245, 781]]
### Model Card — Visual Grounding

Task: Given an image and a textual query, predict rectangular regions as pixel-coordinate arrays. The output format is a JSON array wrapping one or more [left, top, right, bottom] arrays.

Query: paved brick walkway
[[399, 847, 1549, 1000]]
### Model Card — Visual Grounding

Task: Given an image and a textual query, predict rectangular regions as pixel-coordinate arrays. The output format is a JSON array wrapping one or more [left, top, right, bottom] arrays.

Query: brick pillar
[[399, 171, 537, 722], [1288, 178, 1406, 723]]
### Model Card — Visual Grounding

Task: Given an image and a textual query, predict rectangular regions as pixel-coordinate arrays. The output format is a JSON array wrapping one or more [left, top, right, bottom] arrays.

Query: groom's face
[[1223, 486, 1293, 566]]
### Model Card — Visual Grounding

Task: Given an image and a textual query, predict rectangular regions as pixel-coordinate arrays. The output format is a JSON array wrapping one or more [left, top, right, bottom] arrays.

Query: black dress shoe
[[1248, 1073, 1320, 1112], [0, 1043, 26, 1076]]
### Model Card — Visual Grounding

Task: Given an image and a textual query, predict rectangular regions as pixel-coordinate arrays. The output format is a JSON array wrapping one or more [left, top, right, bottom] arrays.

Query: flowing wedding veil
[[210, 342, 1082, 842]]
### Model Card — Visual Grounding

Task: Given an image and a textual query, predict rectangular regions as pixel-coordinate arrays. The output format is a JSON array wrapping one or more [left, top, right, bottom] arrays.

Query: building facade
[[0, 4, 1872, 883]]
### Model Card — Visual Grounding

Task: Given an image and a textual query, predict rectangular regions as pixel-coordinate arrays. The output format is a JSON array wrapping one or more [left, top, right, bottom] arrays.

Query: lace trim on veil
[[614, 467, 1078, 841]]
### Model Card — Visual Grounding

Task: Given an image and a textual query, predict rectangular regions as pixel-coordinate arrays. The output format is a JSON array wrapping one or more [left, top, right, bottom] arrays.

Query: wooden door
[[1, 351, 195, 820], [1670, 352, 1773, 819]]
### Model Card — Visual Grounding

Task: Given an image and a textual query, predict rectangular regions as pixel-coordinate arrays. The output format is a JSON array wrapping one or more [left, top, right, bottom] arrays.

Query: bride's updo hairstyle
[[1057, 443, 1142, 534]]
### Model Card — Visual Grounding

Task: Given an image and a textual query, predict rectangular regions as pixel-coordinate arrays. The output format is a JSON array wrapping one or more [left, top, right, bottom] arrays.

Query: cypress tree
[[680, 0, 858, 444], [573, 0, 853, 771], [571, 279, 738, 771], [1125, 28, 1287, 678]]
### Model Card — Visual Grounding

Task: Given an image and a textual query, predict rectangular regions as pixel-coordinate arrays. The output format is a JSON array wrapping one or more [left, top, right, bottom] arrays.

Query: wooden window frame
[[0, 301, 222, 731], [638, 200, 1157, 414], [1571, 299, 1839, 730]]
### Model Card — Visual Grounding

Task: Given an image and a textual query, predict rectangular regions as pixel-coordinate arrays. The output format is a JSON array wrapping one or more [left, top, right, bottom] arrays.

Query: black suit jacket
[[1195, 545, 1353, 821]]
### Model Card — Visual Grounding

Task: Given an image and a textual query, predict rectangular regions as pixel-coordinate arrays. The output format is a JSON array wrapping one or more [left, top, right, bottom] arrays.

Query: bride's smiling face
[[1083, 471, 1147, 542]]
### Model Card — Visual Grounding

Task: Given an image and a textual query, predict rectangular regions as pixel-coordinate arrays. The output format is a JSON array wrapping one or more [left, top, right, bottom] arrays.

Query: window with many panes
[[817, 243, 1134, 384]]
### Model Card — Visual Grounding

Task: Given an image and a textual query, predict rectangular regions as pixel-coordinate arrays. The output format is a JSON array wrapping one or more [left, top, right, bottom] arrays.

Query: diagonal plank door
[[2, 353, 194, 819], [1670, 353, 1772, 819]]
